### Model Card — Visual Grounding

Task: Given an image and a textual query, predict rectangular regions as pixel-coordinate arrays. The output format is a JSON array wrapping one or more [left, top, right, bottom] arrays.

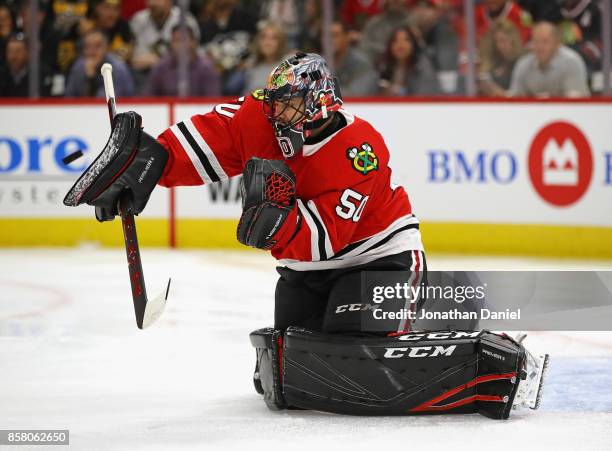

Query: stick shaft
[[100, 63, 148, 329]]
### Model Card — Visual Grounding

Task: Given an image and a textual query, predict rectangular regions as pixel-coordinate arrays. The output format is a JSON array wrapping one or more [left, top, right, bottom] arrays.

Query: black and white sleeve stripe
[[297, 199, 334, 261], [330, 214, 419, 261], [170, 118, 228, 184]]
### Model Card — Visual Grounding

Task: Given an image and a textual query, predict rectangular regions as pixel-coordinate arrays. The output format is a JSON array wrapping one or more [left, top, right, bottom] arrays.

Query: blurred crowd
[[0, 0, 608, 98]]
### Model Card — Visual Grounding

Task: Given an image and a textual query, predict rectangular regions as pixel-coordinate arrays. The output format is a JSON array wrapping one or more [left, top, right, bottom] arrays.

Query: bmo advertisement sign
[[349, 102, 612, 227], [527, 121, 593, 207]]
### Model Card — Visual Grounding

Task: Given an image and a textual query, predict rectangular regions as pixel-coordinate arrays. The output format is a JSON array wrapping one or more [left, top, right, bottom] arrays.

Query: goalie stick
[[101, 63, 170, 329]]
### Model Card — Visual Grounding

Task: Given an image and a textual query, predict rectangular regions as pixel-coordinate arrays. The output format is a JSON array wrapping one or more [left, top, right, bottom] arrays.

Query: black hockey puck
[[62, 150, 84, 165]]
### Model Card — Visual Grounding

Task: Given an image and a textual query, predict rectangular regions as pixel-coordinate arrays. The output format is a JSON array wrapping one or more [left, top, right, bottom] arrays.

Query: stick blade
[[139, 278, 171, 329]]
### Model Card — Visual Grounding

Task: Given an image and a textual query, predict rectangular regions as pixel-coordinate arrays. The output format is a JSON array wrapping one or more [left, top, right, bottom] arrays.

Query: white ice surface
[[1, 249, 611, 451]]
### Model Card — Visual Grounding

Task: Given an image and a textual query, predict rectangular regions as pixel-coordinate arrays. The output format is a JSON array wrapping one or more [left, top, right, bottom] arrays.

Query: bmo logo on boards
[[528, 121, 593, 207]]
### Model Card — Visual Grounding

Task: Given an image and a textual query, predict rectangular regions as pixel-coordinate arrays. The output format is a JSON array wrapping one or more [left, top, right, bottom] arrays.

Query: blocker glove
[[237, 158, 299, 250], [63, 112, 168, 221]]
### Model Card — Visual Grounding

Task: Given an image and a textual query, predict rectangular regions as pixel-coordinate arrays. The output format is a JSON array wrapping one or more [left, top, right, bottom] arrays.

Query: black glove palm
[[237, 158, 297, 250]]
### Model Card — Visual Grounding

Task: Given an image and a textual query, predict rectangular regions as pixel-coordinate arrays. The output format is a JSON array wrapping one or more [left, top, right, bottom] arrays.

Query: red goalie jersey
[[157, 93, 423, 271]]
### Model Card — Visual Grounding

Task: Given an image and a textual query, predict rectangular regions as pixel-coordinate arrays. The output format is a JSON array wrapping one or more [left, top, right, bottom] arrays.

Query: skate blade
[[528, 353, 550, 410]]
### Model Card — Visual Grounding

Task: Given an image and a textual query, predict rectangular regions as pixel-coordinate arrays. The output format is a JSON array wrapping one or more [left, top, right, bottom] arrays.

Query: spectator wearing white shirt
[[509, 21, 590, 98], [130, 0, 199, 86]]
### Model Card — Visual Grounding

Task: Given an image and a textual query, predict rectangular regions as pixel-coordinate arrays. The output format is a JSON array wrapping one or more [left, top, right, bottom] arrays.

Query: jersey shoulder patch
[[347, 142, 379, 175]]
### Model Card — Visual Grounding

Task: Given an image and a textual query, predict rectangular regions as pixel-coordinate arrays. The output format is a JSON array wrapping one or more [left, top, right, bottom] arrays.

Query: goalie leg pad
[[251, 327, 526, 419]]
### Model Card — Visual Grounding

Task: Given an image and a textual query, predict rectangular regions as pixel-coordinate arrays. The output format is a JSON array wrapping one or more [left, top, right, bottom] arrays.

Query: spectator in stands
[[296, 0, 322, 53], [341, 0, 384, 33], [378, 25, 440, 96], [560, 0, 602, 46], [360, 0, 412, 63], [0, 3, 15, 64], [479, 20, 524, 96], [240, 21, 288, 94], [331, 20, 378, 96], [199, 0, 257, 95], [50, 0, 91, 77], [15, 1, 63, 96], [17, 1, 58, 74], [259, 0, 300, 49], [145, 24, 220, 96], [61, 0, 132, 72], [65, 28, 133, 97], [130, 0, 199, 82], [475, 0, 532, 44], [516, 0, 561, 23], [47, 0, 88, 35], [558, 0, 603, 75], [198, 0, 256, 45], [121, 0, 145, 20], [0, 33, 29, 96], [88, 0, 133, 63], [509, 21, 590, 98], [408, 0, 460, 94], [0, 32, 52, 96]]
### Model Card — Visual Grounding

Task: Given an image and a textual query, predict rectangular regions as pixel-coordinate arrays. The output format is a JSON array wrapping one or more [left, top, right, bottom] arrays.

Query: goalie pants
[[274, 250, 427, 333]]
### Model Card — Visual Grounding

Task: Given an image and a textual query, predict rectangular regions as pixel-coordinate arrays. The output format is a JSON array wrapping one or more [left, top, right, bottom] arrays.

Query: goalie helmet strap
[[303, 112, 346, 145]]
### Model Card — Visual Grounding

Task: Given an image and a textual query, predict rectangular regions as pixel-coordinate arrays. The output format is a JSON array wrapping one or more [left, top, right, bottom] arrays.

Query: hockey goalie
[[67, 52, 548, 419]]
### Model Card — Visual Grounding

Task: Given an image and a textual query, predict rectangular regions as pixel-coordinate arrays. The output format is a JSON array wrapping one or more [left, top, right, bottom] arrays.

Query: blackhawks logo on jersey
[[347, 143, 378, 175]]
